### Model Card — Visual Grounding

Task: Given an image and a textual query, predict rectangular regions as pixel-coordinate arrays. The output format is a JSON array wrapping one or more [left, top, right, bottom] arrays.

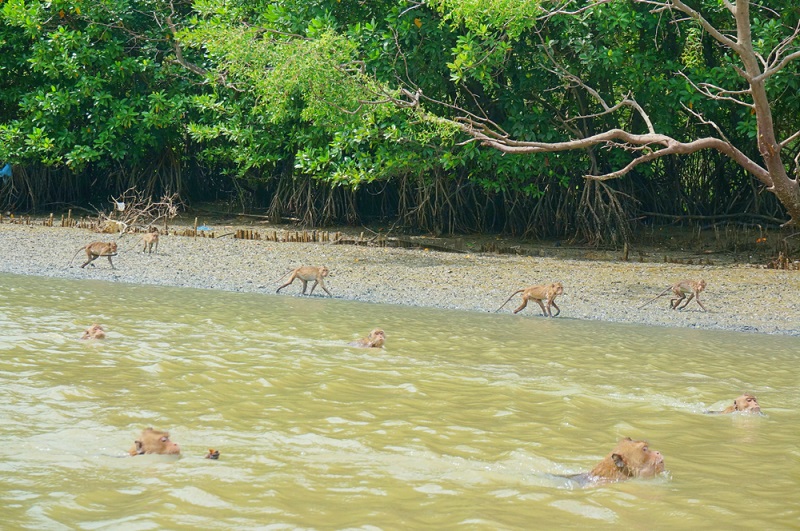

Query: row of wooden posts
[[0, 211, 388, 247], [6, 211, 792, 265]]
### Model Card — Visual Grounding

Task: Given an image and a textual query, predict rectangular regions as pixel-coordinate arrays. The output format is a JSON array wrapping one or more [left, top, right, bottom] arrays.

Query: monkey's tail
[[273, 270, 292, 283], [118, 236, 145, 253], [637, 287, 672, 309], [496, 290, 524, 312], [67, 245, 86, 267]]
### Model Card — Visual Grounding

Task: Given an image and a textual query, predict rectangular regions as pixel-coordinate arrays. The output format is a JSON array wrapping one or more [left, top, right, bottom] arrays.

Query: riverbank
[[1, 222, 798, 336]]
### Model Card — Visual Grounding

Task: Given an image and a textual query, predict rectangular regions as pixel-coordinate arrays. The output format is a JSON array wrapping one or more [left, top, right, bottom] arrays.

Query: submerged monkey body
[[565, 438, 665, 486], [349, 328, 385, 348], [706, 393, 761, 415], [81, 323, 106, 340], [129, 428, 181, 456]]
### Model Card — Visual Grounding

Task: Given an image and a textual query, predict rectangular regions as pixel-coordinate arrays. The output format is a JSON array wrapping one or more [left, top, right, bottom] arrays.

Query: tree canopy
[[1, 0, 798, 240]]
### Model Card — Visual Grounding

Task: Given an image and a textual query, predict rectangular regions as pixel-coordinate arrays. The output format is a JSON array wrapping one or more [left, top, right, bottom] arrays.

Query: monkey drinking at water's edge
[[496, 282, 563, 317], [639, 279, 706, 311], [276, 265, 332, 296]]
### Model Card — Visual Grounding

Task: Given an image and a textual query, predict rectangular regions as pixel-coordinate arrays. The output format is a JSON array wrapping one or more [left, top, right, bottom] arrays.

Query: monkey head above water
[[707, 393, 761, 414], [349, 328, 386, 348], [129, 428, 181, 456], [577, 437, 665, 484], [81, 323, 106, 340]]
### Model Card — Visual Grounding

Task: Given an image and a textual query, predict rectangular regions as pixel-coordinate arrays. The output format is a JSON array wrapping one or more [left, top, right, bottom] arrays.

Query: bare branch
[[680, 103, 734, 146], [537, 38, 656, 133], [781, 130, 800, 149], [456, 119, 770, 184], [539, 0, 614, 20], [676, 72, 752, 108], [721, 0, 735, 15], [642, 0, 740, 52], [758, 50, 800, 82], [99, 187, 184, 234]]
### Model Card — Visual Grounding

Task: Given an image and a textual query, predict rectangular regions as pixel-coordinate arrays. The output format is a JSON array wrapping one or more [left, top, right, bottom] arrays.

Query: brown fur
[[141, 230, 159, 254], [496, 282, 564, 317], [639, 279, 706, 311], [588, 438, 665, 483], [81, 323, 106, 340], [70, 241, 118, 269], [707, 393, 761, 414], [129, 428, 181, 456], [349, 328, 386, 348], [276, 265, 332, 296]]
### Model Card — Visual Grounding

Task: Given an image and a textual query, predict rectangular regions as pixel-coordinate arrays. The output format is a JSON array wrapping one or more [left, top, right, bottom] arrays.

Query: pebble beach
[[1, 222, 798, 336]]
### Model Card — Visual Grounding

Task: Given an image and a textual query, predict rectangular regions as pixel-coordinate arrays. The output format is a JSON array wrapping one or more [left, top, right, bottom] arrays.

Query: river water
[[1, 272, 798, 530]]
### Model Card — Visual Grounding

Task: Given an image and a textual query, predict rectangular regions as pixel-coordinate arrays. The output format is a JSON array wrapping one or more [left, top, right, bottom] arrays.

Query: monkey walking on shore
[[69, 241, 118, 269], [496, 282, 564, 317], [276, 265, 332, 296], [138, 230, 159, 254], [639, 279, 707, 311]]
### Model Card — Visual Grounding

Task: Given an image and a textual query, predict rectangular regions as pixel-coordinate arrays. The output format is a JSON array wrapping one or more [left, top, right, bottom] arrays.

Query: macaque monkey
[[128, 428, 181, 456], [81, 323, 106, 340], [706, 393, 761, 415], [496, 282, 564, 317], [205, 449, 220, 460], [276, 265, 332, 296], [639, 279, 706, 311], [578, 437, 665, 484], [349, 328, 386, 348], [140, 229, 159, 254], [69, 241, 118, 269]]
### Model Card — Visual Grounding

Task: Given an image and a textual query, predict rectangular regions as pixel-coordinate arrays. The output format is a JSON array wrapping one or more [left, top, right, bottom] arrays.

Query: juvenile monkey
[[81, 323, 106, 340], [129, 428, 181, 456], [276, 265, 332, 296], [639, 279, 706, 311], [585, 437, 665, 483], [349, 328, 386, 348], [140, 229, 159, 254], [706, 393, 761, 414], [69, 241, 118, 269], [205, 449, 220, 460], [496, 282, 564, 317]]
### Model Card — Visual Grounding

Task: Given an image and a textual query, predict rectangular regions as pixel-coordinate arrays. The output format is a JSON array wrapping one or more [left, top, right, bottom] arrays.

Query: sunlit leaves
[[680, 25, 704, 69], [428, 0, 543, 39]]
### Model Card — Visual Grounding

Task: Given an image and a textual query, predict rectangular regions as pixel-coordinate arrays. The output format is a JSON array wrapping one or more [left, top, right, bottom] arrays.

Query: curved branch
[[457, 120, 771, 186], [657, 0, 741, 52]]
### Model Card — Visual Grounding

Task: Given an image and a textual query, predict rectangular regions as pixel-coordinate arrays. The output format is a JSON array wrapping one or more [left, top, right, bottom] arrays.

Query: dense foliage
[[1, 0, 798, 241]]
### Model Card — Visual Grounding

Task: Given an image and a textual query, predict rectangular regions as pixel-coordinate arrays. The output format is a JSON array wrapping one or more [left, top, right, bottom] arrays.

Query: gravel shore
[[1, 223, 798, 336]]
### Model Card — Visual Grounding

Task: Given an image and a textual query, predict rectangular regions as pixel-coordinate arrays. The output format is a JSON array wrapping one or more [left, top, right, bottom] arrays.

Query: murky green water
[[1, 272, 798, 530]]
